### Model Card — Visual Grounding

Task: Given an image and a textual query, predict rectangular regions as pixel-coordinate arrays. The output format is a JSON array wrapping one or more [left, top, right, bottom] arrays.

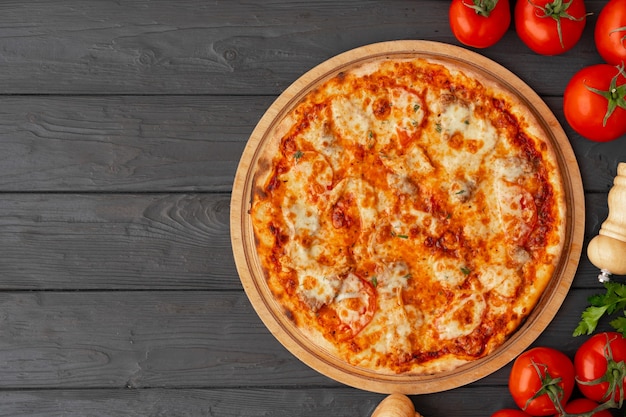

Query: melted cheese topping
[[250, 58, 565, 375]]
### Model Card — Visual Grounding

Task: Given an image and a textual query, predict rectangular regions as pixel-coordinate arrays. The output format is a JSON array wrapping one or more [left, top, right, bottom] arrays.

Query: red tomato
[[491, 409, 533, 417], [595, 0, 626, 66], [555, 398, 613, 417], [563, 64, 626, 142], [575, 332, 626, 405], [514, 0, 587, 55], [449, 0, 511, 48], [509, 347, 576, 416]]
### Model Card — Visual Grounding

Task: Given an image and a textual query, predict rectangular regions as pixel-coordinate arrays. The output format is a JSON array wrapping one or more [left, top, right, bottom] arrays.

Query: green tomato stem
[[528, 0, 588, 49], [463, 0, 499, 17], [525, 359, 567, 416], [585, 63, 626, 127]]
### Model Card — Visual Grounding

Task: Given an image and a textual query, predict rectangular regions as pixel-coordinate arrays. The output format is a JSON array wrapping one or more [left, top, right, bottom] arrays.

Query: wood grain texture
[[0, 193, 234, 289], [0, 388, 385, 417], [0, 0, 609, 96], [0, 385, 574, 417], [0, 289, 612, 390], [0, 291, 333, 389], [0, 96, 274, 192]]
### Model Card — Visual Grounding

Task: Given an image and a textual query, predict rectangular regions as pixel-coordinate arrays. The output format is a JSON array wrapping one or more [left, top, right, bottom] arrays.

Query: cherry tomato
[[594, 0, 626, 66], [563, 64, 626, 142], [509, 347, 575, 416], [554, 398, 612, 417], [575, 332, 626, 405], [449, 0, 511, 48], [514, 0, 587, 55], [491, 409, 533, 417]]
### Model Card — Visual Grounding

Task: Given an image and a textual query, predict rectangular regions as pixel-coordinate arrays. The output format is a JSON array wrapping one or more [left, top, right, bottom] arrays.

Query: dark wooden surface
[[1, 1, 625, 416]]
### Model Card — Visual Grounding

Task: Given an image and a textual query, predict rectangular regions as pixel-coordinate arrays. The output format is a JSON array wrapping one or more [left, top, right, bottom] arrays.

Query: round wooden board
[[230, 40, 585, 394]]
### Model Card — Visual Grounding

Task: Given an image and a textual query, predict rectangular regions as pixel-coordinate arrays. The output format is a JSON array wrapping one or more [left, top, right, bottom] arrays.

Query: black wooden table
[[0, 1, 625, 416]]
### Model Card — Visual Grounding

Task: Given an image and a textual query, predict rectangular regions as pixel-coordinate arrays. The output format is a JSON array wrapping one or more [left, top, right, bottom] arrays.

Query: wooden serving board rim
[[230, 40, 585, 394]]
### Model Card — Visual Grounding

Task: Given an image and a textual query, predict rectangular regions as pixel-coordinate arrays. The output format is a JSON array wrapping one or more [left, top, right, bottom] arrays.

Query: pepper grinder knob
[[588, 162, 626, 282], [370, 393, 422, 417]]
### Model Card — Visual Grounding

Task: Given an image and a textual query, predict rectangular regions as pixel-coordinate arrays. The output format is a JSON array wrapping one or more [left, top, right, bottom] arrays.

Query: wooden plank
[[0, 0, 608, 96], [0, 193, 237, 290], [0, 290, 336, 389], [0, 192, 614, 290], [0, 96, 623, 193], [0, 95, 274, 193], [0, 289, 612, 390], [0, 388, 381, 417], [0, 386, 524, 417], [0, 388, 385, 417]]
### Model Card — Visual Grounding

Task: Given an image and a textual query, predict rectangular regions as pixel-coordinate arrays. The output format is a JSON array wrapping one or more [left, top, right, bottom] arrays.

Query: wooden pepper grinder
[[370, 393, 423, 417], [587, 162, 626, 282]]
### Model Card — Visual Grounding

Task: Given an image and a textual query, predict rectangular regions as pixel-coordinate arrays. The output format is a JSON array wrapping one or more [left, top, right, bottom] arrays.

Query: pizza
[[248, 55, 566, 375]]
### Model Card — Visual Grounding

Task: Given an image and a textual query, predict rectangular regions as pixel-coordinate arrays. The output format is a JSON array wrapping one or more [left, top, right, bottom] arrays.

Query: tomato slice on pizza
[[317, 273, 377, 342]]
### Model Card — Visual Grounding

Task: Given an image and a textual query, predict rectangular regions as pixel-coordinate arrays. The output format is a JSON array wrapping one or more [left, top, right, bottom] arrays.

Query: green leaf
[[605, 282, 626, 312], [370, 276, 378, 288], [574, 305, 609, 336], [391, 230, 408, 239], [574, 282, 626, 336], [612, 280, 626, 297], [610, 315, 626, 337], [588, 293, 608, 307]]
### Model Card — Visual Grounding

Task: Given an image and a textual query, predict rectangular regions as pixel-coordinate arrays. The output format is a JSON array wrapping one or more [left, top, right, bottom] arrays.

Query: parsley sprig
[[574, 282, 626, 337]]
